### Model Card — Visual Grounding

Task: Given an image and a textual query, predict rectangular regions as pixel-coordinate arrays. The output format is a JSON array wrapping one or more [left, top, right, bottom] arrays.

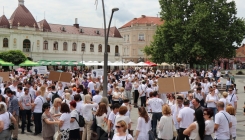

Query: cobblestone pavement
[[18, 75, 245, 140]]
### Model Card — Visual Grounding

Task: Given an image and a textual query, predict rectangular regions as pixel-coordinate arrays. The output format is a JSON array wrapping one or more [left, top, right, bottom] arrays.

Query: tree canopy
[[0, 50, 27, 65], [144, 0, 245, 67]]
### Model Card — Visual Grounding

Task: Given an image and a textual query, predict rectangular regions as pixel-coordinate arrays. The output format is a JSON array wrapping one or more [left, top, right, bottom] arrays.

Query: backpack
[[75, 110, 85, 127], [51, 92, 60, 104]]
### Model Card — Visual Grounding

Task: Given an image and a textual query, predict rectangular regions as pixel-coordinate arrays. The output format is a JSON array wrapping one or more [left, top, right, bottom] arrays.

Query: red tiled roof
[[0, 15, 10, 28], [236, 44, 245, 55], [48, 24, 122, 38], [38, 19, 51, 31], [10, 5, 38, 28], [119, 15, 164, 29]]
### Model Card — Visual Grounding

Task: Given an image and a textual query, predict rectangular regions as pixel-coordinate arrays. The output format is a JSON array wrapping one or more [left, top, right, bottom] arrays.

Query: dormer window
[[96, 30, 100, 34], [80, 28, 83, 33], [60, 27, 66, 32]]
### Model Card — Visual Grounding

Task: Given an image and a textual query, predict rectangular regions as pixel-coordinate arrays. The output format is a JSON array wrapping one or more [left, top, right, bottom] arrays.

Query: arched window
[[72, 43, 77, 51], [115, 45, 119, 53], [107, 45, 110, 53], [43, 40, 48, 50], [63, 42, 67, 51], [81, 43, 85, 51], [98, 44, 102, 52], [53, 41, 58, 50], [3, 38, 8, 47], [90, 44, 94, 52]]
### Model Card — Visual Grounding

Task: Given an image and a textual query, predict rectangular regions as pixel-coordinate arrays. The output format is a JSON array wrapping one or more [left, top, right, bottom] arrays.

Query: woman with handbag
[[134, 107, 151, 140], [42, 103, 59, 140], [158, 105, 175, 140], [0, 104, 16, 140], [95, 103, 108, 139], [58, 103, 71, 140], [69, 101, 80, 140]]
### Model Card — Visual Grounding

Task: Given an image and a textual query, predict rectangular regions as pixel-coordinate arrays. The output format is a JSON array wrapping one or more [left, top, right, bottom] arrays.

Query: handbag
[[148, 130, 155, 140], [100, 120, 108, 133], [8, 112, 14, 130], [173, 123, 178, 137], [53, 129, 61, 140]]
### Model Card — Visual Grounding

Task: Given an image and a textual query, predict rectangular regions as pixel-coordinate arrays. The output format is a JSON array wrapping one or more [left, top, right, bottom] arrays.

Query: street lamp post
[[102, 0, 119, 97]]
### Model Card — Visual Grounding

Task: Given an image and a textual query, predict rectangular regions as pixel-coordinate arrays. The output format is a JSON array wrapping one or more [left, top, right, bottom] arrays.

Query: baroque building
[[0, 0, 123, 62]]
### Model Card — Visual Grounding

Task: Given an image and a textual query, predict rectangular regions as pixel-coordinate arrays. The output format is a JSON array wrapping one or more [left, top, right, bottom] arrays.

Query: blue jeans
[[208, 107, 217, 121], [152, 112, 162, 138]]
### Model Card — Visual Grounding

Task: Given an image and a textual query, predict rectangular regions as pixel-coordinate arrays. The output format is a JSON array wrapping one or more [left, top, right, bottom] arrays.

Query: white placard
[[91, 69, 104, 78], [32, 66, 48, 75]]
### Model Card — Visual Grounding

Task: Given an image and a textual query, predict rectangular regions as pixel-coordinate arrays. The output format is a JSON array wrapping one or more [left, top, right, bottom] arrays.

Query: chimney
[[134, 18, 137, 20], [73, 18, 79, 28], [141, 15, 146, 18], [19, 0, 24, 5]]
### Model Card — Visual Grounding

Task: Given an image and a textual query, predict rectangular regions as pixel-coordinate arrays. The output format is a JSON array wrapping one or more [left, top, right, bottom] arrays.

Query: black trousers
[[21, 109, 32, 132], [107, 95, 112, 104], [134, 90, 139, 104], [178, 128, 189, 140], [33, 112, 42, 134], [140, 96, 146, 107]]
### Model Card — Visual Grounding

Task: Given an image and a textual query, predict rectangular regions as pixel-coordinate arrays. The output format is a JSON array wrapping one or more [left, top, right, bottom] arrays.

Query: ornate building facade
[[0, 0, 123, 62], [119, 15, 164, 63]]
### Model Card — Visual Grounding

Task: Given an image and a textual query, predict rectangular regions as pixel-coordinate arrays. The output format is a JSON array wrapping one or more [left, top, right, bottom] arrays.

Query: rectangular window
[[139, 34, 145, 41]]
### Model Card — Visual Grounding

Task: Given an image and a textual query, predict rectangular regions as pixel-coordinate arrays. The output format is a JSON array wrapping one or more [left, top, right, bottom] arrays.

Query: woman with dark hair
[[42, 103, 59, 140], [203, 108, 214, 140], [69, 101, 80, 140], [95, 103, 108, 139], [183, 110, 205, 140], [0, 95, 7, 112], [58, 103, 71, 140], [135, 107, 151, 140]]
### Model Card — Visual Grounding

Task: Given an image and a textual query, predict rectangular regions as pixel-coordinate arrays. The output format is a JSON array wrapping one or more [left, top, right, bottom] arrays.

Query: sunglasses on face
[[203, 113, 207, 115], [115, 125, 122, 129]]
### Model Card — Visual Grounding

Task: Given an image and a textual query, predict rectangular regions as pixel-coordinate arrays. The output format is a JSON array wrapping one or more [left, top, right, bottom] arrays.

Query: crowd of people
[[0, 67, 239, 140]]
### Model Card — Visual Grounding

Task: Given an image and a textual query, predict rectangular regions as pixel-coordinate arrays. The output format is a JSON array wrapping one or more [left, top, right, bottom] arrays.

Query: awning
[[0, 59, 14, 66], [19, 60, 40, 66]]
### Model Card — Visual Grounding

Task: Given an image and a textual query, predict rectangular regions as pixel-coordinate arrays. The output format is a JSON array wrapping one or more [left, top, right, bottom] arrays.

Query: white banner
[[32, 66, 48, 75], [91, 69, 103, 78]]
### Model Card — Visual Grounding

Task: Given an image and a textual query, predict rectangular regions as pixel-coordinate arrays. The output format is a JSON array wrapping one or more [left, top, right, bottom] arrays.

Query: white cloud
[[1, 0, 244, 28]]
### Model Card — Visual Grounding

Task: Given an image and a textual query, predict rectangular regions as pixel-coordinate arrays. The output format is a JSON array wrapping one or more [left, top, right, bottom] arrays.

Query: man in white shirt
[[227, 87, 237, 111], [177, 99, 195, 140], [146, 91, 164, 138], [92, 90, 102, 111], [87, 79, 95, 94], [138, 81, 147, 107], [214, 101, 232, 140], [171, 96, 184, 137]]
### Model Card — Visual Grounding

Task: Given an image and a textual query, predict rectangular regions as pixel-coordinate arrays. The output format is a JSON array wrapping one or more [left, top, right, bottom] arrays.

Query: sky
[[1, 0, 244, 29]]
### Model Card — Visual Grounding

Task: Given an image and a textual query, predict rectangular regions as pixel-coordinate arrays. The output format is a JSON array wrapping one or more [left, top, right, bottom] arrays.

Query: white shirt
[[114, 115, 131, 133], [136, 117, 151, 140], [145, 88, 153, 97], [112, 133, 133, 140], [227, 93, 237, 107], [219, 98, 228, 108], [147, 98, 164, 112], [215, 110, 231, 139], [88, 82, 95, 93], [34, 95, 44, 113], [171, 104, 184, 129], [178, 107, 195, 128], [81, 103, 98, 121], [70, 110, 79, 130], [92, 94, 102, 111], [230, 115, 237, 138], [205, 120, 214, 135], [206, 94, 218, 108], [76, 101, 83, 114], [59, 113, 71, 130], [108, 111, 118, 131], [158, 115, 173, 139], [0, 112, 13, 130], [138, 84, 147, 97]]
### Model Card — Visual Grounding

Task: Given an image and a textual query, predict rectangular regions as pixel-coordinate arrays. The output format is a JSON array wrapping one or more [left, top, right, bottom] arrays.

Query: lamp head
[[112, 8, 119, 12]]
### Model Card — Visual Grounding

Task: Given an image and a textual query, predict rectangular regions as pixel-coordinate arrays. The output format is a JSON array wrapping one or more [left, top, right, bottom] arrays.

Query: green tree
[[0, 50, 27, 65], [144, 0, 245, 67]]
